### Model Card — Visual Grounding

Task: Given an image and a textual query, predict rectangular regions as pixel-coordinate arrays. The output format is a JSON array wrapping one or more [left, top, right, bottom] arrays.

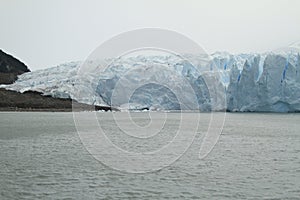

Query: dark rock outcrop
[[0, 49, 30, 84]]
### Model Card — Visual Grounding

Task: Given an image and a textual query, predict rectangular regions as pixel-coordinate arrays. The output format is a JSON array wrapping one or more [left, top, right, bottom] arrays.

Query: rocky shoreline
[[0, 88, 118, 112]]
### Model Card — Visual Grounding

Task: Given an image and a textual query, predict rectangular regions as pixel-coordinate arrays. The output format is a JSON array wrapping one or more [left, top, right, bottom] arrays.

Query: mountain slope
[[0, 49, 30, 84]]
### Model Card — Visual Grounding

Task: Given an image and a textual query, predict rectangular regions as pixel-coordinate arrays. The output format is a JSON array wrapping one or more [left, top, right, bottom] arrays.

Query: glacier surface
[[1, 45, 300, 112]]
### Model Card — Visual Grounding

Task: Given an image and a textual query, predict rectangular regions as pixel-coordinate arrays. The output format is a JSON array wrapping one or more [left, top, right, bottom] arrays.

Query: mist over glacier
[[1, 43, 300, 112]]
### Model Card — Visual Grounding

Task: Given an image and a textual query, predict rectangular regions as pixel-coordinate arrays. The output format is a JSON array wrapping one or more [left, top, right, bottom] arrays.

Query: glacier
[[1, 43, 300, 112]]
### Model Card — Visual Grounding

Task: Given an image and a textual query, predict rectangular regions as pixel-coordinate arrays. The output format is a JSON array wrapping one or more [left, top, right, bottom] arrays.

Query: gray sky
[[1, 0, 300, 71]]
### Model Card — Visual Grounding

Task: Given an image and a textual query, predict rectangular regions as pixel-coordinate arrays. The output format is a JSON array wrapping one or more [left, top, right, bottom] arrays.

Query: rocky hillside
[[0, 49, 30, 84]]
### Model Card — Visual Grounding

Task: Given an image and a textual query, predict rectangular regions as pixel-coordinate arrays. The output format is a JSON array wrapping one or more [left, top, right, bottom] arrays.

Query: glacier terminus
[[1, 43, 300, 113]]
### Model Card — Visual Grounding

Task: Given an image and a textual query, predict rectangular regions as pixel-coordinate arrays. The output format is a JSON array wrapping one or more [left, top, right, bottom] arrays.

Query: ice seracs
[[1, 43, 299, 112]]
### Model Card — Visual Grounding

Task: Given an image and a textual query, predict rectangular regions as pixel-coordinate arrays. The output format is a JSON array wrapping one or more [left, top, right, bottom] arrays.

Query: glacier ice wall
[[227, 53, 300, 112], [1, 49, 300, 112]]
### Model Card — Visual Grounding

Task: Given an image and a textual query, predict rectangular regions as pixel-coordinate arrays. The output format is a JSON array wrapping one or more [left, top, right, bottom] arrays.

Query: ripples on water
[[0, 112, 299, 199]]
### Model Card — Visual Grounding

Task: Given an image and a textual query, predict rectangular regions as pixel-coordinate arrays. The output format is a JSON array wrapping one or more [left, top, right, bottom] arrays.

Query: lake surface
[[0, 112, 300, 199]]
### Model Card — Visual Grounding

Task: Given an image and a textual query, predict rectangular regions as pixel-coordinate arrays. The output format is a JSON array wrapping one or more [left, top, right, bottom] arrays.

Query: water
[[0, 112, 300, 199]]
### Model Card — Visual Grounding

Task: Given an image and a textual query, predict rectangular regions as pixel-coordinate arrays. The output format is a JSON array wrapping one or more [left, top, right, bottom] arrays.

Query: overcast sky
[[1, 0, 300, 70]]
